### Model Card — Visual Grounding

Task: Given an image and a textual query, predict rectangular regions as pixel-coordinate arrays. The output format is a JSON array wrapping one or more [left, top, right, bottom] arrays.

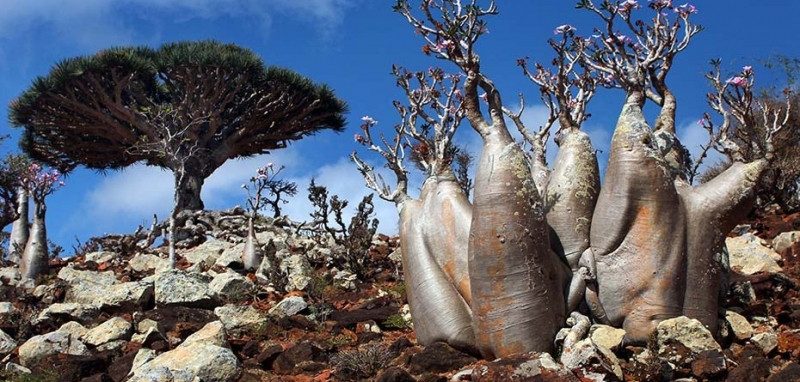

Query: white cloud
[[677, 118, 726, 182], [281, 157, 401, 235], [0, 0, 357, 49]]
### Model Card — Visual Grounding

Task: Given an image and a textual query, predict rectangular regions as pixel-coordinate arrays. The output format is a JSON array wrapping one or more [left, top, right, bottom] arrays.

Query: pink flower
[[697, 118, 706, 126], [554, 24, 574, 35], [618, 0, 640, 13], [361, 116, 377, 125], [743, 65, 753, 74], [354, 133, 367, 144], [435, 39, 454, 52], [726, 76, 749, 87]]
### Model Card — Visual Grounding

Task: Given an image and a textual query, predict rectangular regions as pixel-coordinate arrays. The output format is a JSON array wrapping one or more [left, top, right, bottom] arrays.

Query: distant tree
[[17, 162, 64, 285], [9, 40, 347, 213]]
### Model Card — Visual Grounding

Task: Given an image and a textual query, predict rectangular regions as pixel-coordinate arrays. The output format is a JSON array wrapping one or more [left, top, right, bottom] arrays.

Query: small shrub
[[331, 344, 393, 381]]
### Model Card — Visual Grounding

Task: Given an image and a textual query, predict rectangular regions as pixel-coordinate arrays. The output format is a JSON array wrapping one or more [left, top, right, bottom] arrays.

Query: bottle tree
[[354, 0, 793, 358]]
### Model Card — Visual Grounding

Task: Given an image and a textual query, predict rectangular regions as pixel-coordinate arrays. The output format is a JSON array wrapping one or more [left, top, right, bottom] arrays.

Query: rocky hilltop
[[1, 207, 800, 381]]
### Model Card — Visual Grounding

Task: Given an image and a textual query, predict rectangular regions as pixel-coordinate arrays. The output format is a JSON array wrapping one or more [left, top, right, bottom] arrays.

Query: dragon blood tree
[[352, 65, 476, 353], [355, 0, 793, 359], [9, 40, 346, 213]]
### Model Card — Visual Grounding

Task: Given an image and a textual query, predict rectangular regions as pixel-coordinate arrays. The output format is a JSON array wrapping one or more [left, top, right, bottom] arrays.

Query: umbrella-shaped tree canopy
[[9, 40, 347, 210]]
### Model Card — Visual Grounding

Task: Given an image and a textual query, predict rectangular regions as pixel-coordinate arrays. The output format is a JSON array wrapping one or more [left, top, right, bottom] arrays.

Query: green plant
[[382, 313, 412, 329]]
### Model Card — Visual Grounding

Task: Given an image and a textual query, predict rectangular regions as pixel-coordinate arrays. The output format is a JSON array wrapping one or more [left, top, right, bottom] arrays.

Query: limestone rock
[[58, 321, 90, 338], [726, 235, 783, 275], [560, 338, 623, 381], [589, 325, 626, 351], [130, 321, 238, 382], [0, 328, 17, 356], [58, 266, 117, 286], [280, 254, 312, 291], [751, 330, 778, 354], [725, 310, 753, 340], [471, 352, 578, 381], [269, 296, 307, 317], [0, 267, 19, 285], [216, 242, 246, 268], [214, 304, 265, 331], [129, 253, 170, 273], [656, 316, 721, 362], [0, 301, 12, 314], [34, 302, 100, 325], [184, 239, 228, 267], [84, 250, 118, 264], [83, 316, 133, 346], [772, 230, 800, 254], [209, 271, 254, 299], [154, 270, 218, 308], [18, 330, 90, 367]]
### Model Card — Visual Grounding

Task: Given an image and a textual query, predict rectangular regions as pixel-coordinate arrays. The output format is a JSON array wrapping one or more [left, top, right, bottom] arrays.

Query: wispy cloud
[[0, 0, 357, 50]]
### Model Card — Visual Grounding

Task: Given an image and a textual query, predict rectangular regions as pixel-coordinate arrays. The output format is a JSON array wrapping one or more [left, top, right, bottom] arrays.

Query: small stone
[[269, 296, 307, 317], [589, 324, 626, 351], [85, 251, 118, 263], [83, 316, 133, 346], [214, 304, 265, 331], [725, 310, 753, 340], [0, 329, 17, 356], [726, 236, 783, 275], [751, 331, 778, 354], [657, 316, 721, 355]]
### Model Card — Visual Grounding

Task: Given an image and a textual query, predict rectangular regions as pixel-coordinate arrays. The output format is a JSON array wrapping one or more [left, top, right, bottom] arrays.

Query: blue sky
[[0, 0, 797, 252]]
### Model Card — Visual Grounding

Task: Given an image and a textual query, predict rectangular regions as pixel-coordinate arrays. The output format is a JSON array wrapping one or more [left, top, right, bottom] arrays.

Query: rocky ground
[[0, 207, 799, 381]]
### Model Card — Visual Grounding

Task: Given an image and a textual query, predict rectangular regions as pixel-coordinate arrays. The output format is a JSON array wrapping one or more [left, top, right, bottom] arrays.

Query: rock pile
[[0, 208, 798, 381]]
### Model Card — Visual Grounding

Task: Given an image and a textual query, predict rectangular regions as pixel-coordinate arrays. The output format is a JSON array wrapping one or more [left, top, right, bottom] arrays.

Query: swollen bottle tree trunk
[[588, 95, 688, 342], [679, 159, 768, 332], [466, 76, 570, 358], [242, 216, 262, 271], [19, 200, 48, 285], [546, 130, 600, 311], [398, 179, 476, 353], [8, 188, 29, 264]]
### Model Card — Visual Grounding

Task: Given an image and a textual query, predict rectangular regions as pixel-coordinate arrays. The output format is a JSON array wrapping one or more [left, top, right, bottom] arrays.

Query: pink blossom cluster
[[673, 3, 697, 17], [619, 0, 640, 14], [726, 66, 754, 88], [554, 24, 575, 35], [21, 162, 65, 200]]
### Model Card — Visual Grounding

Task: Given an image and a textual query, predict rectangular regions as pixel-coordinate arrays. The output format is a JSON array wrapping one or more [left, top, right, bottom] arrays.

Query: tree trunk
[[19, 200, 48, 285], [242, 216, 262, 270], [419, 171, 473, 304], [679, 159, 767, 333], [468, 127, 570, 358], [546, 130, 600, 311], [589, 99, 687, 343], [175, 170, 205, 211], [399, 194, 476, 354], [8, 188, 29, 264]]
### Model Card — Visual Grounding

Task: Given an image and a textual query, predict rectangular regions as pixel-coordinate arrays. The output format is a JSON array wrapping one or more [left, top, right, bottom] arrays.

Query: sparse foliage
[[304, 179, 379, 279], [331, 344, 394, 381]]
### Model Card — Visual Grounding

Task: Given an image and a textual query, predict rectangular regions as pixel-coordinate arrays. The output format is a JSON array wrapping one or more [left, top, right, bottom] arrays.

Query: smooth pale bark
[[678, 159, 766, 333], [19, 201, 48, 284], [589, 100, 687, 343], [399, 184, 476, 353], [242, 217, 262, 270], [468, 127, 570, 358], [8, 188, 29, 263], [419, 173, 473, 304], [546, 130, 600, 311]]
